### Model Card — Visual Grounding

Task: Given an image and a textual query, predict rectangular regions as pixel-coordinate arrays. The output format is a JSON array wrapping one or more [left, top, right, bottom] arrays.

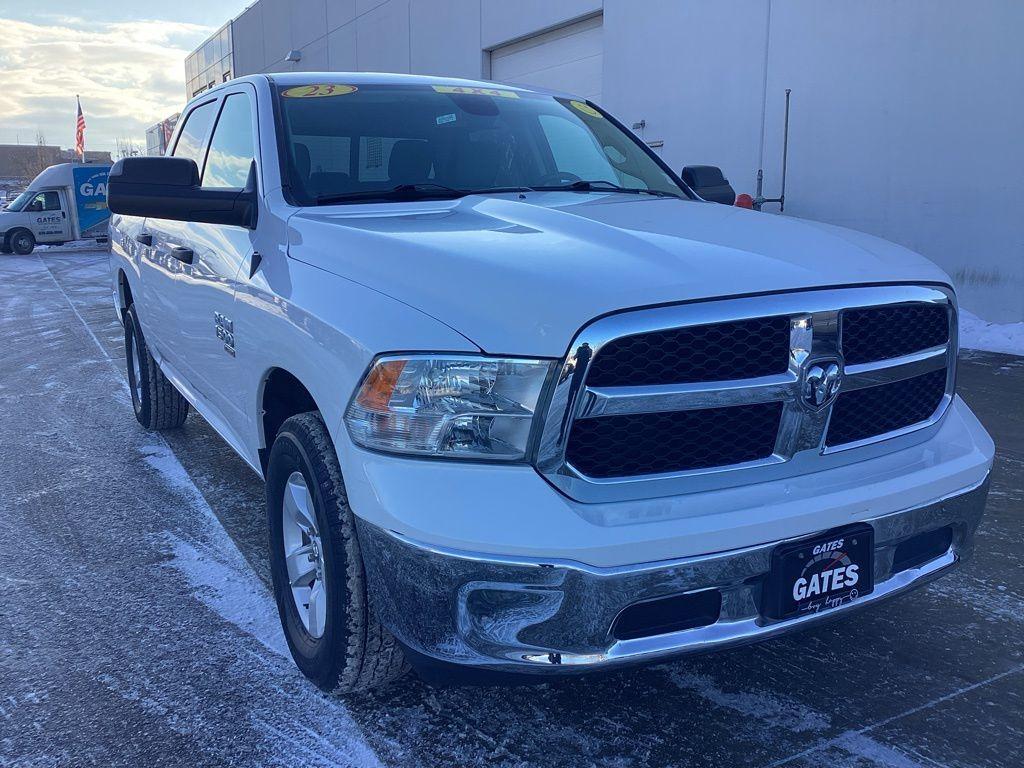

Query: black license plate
[[762, 523, 875, 620]]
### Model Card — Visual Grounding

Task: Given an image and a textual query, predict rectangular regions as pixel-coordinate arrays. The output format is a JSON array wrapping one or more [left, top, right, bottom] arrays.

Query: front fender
[[232, 253, 479, 478]]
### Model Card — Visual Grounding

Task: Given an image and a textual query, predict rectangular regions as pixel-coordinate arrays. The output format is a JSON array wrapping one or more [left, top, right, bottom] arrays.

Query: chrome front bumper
[[357, 476, 989, 677]]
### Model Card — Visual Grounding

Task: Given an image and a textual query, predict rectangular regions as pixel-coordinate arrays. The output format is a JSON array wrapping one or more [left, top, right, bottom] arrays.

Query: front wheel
[[267, 412, 409, 693], [9, 229, 35, 255]]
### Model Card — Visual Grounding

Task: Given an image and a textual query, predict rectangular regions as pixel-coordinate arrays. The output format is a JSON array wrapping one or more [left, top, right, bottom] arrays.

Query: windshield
[[4, 190, 34, 213], [275, 83, 689, 205]]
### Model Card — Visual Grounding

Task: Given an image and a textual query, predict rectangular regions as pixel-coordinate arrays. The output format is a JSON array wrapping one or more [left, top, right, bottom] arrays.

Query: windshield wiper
[[533, 179, 682, 198], [316, 183, 470, 205], [315, 183, 543, 206]]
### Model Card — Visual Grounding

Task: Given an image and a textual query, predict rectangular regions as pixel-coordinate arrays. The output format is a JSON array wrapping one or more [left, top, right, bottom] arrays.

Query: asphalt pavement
[[1, 249, 1021, 768]]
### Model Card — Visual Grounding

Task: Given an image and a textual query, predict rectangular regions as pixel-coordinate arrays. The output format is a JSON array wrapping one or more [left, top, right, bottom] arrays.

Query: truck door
[[25, 190, 72, 243], [136, 97, 218, 377], [145, 87, 258, 450]]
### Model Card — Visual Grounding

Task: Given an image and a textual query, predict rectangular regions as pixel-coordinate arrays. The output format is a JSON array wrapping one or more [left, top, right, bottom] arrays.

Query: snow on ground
[[35, 238, 108, 253], [959, 309, 1024, 357]]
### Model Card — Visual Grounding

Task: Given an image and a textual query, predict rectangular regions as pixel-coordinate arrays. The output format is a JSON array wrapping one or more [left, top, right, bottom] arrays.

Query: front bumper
[[358, 476, 989, 677]]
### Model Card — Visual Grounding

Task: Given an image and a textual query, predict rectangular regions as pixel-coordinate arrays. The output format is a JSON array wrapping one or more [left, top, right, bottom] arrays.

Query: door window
[[203, 93, 256, 188], [172, 100, 217, 165], [26, 191, 61, 211]]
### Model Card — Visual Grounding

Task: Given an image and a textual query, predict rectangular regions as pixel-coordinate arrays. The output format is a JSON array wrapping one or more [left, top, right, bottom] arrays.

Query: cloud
[[0, 17, 212, 154]]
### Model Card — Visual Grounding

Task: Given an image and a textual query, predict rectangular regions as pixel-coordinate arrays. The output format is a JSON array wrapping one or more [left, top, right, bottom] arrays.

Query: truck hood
[[287, 193, 951, 357]]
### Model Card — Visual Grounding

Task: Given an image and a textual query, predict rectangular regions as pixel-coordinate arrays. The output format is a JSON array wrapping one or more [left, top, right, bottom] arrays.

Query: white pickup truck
[[107, 73, 993, 692]]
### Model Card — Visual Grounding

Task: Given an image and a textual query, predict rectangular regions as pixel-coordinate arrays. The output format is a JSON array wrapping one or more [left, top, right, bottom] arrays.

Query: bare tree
[[115, 137, 143, 159], [11, 131, 59, 182]]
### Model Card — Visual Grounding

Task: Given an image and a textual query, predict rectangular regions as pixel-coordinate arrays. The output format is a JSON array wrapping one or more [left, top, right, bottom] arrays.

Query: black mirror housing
[[108, 156, 257, 229], [680, 165, 736, 206]]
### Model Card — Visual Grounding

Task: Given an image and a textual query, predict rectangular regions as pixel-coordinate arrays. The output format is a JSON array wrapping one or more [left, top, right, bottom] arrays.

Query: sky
[[0, 2, 245, 156]]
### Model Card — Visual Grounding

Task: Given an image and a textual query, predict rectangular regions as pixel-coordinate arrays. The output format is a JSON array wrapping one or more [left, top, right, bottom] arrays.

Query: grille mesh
[[566, 402, 783, 478], [842, 304, 948, 365], [586, 316, 791, 387], [826, 369, 946, 446]]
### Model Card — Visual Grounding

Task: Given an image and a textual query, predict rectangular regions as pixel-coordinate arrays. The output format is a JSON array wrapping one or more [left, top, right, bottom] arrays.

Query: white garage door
[[490, 15, 603, 103]]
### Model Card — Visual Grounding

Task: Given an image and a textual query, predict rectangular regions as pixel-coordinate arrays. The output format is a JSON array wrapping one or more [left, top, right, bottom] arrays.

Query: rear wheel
[[124, 304, 189, 430], [267, 412, 409, 693], [9, 229, 34, 255]]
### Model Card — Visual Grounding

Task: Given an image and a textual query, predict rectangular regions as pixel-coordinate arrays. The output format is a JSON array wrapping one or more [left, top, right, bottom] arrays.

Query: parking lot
[[1, 248, 1021, 768]]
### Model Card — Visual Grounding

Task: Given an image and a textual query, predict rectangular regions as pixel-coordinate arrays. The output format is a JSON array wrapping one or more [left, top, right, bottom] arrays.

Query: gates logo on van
[[72, 166, 110, 239]]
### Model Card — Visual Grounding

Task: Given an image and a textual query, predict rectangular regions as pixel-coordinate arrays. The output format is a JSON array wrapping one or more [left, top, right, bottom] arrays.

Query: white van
[[0, 163, 110, 254]]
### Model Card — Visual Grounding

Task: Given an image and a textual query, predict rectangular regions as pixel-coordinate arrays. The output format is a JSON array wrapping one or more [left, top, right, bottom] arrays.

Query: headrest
[[293, 142, 311, 180], [388, 140, 432, 185], [454, 141, 502, 190]]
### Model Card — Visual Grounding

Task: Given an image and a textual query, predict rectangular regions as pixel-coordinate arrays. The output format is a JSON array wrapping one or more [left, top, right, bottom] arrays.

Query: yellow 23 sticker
[[282, 84, 358, 98], [570, 100, 603, 118]]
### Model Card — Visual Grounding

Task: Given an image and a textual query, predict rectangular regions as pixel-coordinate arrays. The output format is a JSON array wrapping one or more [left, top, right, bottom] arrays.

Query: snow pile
[[37, 238, 108, 252], [959, 309, 1024, 356]]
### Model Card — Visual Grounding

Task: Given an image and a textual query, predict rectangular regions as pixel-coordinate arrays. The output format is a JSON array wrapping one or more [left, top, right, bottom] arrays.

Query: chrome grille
[[536, 286, 956, 503], [841, 304, 949, 364], [566, 402, 783, 478], [826, 368, 947, 446], [586, 316, 790, 386]]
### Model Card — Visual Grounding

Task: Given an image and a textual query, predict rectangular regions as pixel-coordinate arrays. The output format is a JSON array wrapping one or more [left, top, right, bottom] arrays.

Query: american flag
[[75, 96, 85, 159]]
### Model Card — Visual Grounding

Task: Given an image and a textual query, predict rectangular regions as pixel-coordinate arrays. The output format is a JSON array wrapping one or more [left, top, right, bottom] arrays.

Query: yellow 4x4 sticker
[[282, 84, 357, 98], [433, 85, 519, 99]]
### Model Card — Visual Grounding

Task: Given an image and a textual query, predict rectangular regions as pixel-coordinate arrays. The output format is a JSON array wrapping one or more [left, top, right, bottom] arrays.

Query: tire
[[10, 229, 34, 255], [267, 412, 409, 693], [124, 304, 189, 430]]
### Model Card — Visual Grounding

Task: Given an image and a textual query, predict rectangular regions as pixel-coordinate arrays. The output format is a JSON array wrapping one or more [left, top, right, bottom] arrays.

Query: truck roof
[[231, 72, 579, 101], [25, 162, 110, 191]]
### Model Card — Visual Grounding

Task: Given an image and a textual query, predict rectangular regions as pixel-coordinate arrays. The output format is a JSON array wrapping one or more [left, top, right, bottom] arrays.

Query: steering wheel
[[536, 171, 581, 187]]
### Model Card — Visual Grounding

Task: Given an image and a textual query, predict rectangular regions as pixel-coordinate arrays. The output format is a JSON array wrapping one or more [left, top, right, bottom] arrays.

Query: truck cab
[[105, 73, 993, 693]]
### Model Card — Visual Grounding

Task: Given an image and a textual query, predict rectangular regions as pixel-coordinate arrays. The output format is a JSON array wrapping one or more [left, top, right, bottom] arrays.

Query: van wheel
[[124, 304, 189, 430], [10, 229, 34, 255], [267, 412, 409, 693]]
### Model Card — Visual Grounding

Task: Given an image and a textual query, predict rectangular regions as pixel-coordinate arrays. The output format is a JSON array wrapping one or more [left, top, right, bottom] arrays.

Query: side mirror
[[107, 156, 257, 228], [680, 165, 736, 206]]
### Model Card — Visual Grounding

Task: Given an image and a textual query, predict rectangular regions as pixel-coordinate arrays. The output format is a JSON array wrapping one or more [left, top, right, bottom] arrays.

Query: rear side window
[[203, 93, 256, 188], [172, 100, 216, 165]]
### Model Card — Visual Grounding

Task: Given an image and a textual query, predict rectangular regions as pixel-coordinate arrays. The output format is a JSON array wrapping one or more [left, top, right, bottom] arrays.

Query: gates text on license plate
[[763, 523, 875, 620]]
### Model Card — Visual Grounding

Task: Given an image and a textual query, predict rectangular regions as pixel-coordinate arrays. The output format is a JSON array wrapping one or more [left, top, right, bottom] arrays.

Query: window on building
[[172, 100, 217, 166], [203, 93, 255, 189]]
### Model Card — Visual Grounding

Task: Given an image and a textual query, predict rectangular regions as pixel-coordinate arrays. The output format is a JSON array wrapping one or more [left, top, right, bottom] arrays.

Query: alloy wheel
[[281, 471, 327, 638]]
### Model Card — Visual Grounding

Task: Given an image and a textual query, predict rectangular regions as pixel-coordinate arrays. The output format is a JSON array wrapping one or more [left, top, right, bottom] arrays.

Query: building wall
[[186, 23, 234, 98], [221, 0, 1022, 322]]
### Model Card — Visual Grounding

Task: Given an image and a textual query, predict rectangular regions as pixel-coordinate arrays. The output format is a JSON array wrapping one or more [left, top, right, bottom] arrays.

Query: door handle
[[169, 246, 194, 265], [135, 233, 152, 247]]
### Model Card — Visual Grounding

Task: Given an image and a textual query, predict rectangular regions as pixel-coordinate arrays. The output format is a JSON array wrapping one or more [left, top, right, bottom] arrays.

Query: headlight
[[344, 355, 555, 460]]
